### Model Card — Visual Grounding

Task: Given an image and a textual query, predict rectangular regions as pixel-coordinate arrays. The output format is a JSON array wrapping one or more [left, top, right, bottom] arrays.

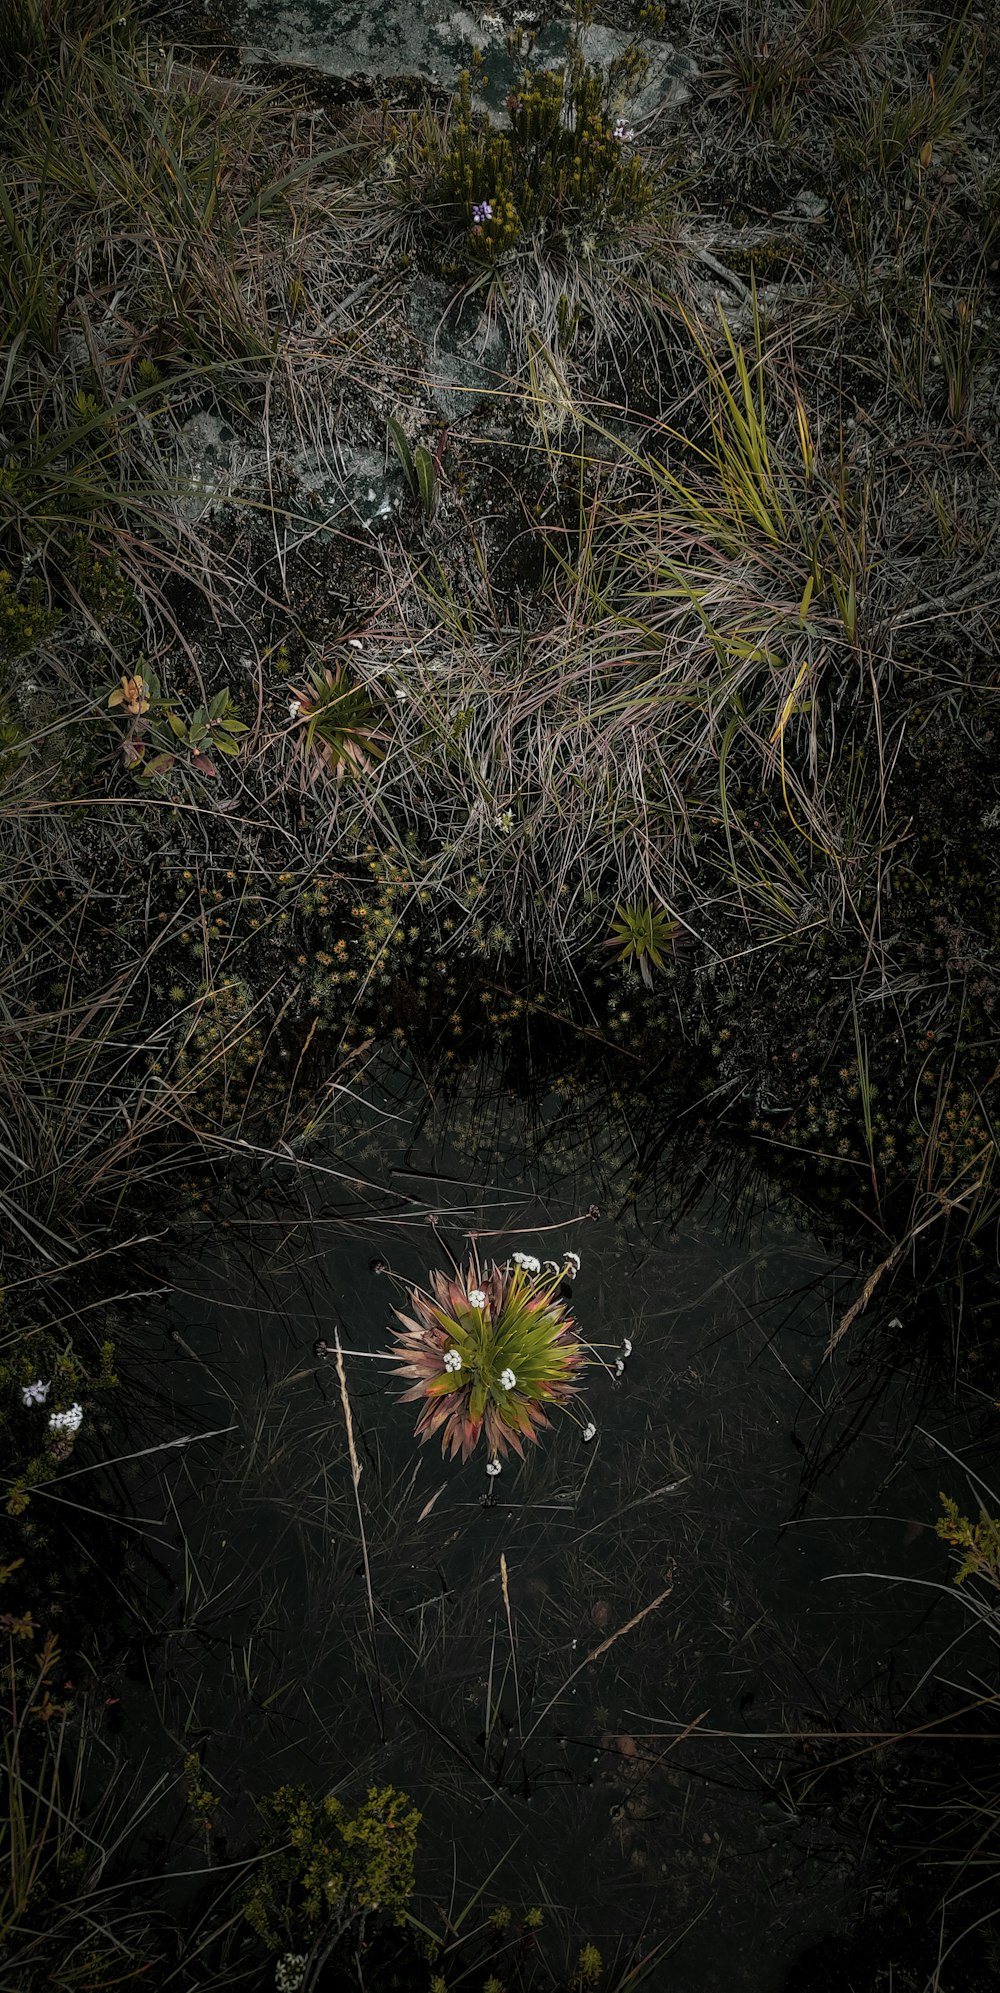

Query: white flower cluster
[[564, 1250, 581, 1274], [275, 1956, 308, 1993], [582, 1422, 597, 1443], [499, 1368, 517, 1391], [512, 1251, 540, 1274], [486, 1459, 502, 1477], [494, 809, 514, 833], [21, 1379, 50, 1406], [48, 1403, 84, 1434], [467, 1288, 487, 1308], [443, 1348, 463, 1373]]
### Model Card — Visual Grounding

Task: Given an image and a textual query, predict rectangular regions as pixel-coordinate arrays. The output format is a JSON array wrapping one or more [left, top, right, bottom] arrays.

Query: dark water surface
[[130, 1059, 983, 1988]]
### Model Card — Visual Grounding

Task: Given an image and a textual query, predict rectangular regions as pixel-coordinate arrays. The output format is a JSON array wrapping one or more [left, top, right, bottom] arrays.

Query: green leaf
[[413, 443, 438, 520], [386, 416, 416, 494]]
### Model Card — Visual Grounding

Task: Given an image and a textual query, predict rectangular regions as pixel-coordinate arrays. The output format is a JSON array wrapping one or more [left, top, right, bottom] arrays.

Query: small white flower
[[499, 1368, 516, 1391], [613, 1357, 625, 1378], [48, 1402, 84, 1434], [21, 1379, 50, 1406], [275, 1956, 308, 1993], [486, 1459, 502, 1477], [467, 1289, 487, 1308], [288, 698, 302, 718], [494, 808, 514, 832], [395, 685, 408, 701], [443, 1348, 463, 1373], [564, 1250, 581, 1273], [582, 1422, 597, 1443], [622, 1338, 633, 1358], [512, 1251, 541, 1274], [347, 637, 364, 651]]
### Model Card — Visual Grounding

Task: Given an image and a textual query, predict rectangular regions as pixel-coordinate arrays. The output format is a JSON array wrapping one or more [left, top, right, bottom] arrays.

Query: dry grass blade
[[333, 1329, 384, 1736]]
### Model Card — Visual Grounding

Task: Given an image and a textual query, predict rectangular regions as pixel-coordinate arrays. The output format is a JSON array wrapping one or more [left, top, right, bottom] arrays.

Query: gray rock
[[409, 281, 510, 420], [289, 443, 406, 535], [239, 0, 696, 121]]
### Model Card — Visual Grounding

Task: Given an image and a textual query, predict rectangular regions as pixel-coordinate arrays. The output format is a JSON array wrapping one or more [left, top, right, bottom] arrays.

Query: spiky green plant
[[606, 902, 679, 987], [390, 1251, 585, 1462], [289, 662, 387, 781]]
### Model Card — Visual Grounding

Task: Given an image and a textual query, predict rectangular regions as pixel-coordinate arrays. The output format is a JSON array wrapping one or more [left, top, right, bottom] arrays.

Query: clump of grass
[[722, 0, 888, 136], [832, 12, 977, 176], [1, 1599, 161, 1987], [0, 19, 359, 625]]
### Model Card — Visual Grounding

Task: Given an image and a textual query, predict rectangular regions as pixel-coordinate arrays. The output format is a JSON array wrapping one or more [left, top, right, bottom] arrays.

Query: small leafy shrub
[[391, 1249, 585, 1461], [241, 1784, 419, 1954], [3, 1336, 117, 1516], [105, 668, 248, 780], [0, 569, 60, 661], [575, 1945, 604, 1990], [184, 1751, 218, 1835], [69, 538, 134, 624], [405, 47, 655, 266], [936, 1496, 1000, 1590]]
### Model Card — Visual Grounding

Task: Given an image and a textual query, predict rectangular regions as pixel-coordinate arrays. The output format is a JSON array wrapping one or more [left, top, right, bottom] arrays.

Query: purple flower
[[472, 200, 494, 225]]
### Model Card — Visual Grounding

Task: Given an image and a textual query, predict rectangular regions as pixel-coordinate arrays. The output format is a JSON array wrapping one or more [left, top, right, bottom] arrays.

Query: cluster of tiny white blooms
[[582, 1422, 597, 1443], [613, 1357, 625, 1379], [564, 1250, 581, 1274], [622, 1338, 633, 1358], [347, 638, 364, 652], [443, 1348, 463, 1373], [494, 809, 514, 832], [21, 1380, 50, 1406], [486, 1459, 502, 1477], [499, 1368, 517, 1391], [512, 1251, 541, 1274], [48, 1403, 84, 1433], [275, 1956, 307, 1993], [288, 697, 302, 718], [467, 1288, 487, 1308]]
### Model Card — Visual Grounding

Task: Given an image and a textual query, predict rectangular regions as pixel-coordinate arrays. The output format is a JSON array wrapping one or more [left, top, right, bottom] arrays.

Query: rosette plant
[[288, 661, 386, 781], [390, 1251, 585, 1461]]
